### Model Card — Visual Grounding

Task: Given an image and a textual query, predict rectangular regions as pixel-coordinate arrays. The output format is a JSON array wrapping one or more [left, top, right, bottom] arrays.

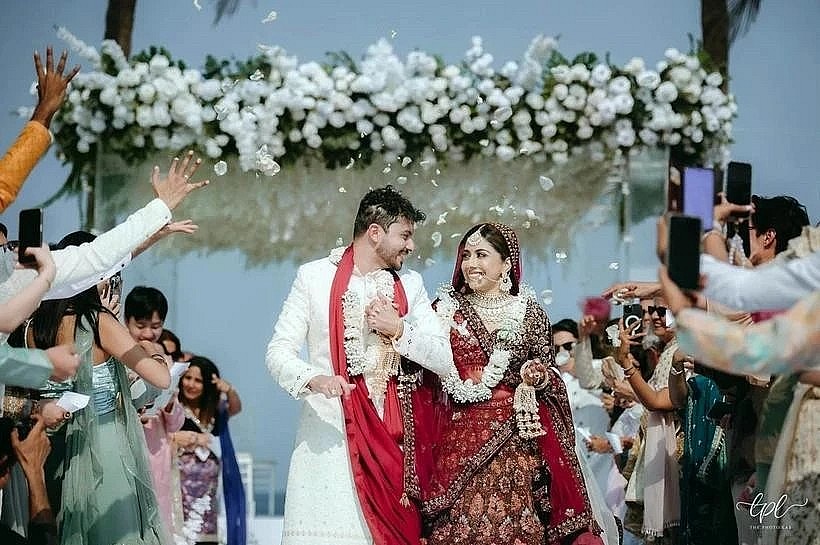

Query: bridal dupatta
[[328, 245, 422, 545]]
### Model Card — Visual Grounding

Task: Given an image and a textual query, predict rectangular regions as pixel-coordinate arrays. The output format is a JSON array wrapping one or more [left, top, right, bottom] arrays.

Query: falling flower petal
[[450, 233, 461, 238], [382, 165, 391, 174], [419, 160, 430, 167], [336, 237, 344, 246], [262, 10, 278, 23], [249, 69, 265, 81], [608, 262, 621, 270], [540, 289, 554, 305], [424, 258, 436, 267], [345, 158, 355, 170], [539, 175, 554, 191], [193, 0, 202, 10], [390, 29, 398, 39], [554, 249, 568, 263], [525, 209, 537, 220], [435, 168, 441, 175], [401, 157, 412, 167], [338, 187, 347, 193], [430, 179, 438, 187], [436, 212, 448, 225], [489, 205, 504, 215], [522, 221, 532, 229], [396, 176, 407, 184], [431, 232, 442, 247], [213, 161, 228, 176]]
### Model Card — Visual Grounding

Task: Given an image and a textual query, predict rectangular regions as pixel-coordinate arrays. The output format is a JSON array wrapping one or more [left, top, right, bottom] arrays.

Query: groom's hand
[[308, 375, 356, 400]]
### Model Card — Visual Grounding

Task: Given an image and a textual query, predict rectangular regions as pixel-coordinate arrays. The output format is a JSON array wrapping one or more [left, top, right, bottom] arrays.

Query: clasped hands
[[365, 294, 402, 339]]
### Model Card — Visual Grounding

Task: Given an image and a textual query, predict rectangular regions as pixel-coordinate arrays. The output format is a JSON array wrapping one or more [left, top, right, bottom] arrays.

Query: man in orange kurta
[[0, 47, 79, 212]]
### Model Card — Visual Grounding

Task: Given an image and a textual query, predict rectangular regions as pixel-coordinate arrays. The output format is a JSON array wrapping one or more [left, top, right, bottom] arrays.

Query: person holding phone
[[0, 47, 80, 212]]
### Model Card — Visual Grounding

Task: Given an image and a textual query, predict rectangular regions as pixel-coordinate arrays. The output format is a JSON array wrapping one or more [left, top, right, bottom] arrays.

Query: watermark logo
[[736, 493, 809, 524]]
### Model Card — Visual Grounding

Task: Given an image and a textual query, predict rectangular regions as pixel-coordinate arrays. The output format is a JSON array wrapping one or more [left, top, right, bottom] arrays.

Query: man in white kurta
[[266, 187, 452, 545]]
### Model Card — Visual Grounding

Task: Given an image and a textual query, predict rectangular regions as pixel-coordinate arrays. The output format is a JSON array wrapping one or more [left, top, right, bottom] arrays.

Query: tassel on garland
[[514, 382, 545, 439]]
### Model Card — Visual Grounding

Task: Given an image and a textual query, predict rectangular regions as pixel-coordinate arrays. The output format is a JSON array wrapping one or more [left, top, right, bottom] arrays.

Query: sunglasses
[[554, 341, 577, 352], [647, 305, 667, 318]]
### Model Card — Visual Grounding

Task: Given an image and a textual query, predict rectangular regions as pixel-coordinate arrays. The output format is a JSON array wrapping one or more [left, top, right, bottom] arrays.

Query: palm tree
[[700, 0, 762, 89]]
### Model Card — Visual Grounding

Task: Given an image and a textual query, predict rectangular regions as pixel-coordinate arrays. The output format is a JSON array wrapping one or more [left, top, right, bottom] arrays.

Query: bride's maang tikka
[[466, 227, 484, 246]]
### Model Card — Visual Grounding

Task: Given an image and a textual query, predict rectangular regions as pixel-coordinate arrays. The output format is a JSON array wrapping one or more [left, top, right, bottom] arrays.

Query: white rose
[[541, 124, 558, 138], [577, 125, 594, 139], [525, 92, 545, 110], [552, 151, 569, 164], [639, 128, 658, 146], [550, 65, 572, 84], [608, 76, 631, 95], [570, 64, 590, 82], [612, 94, 634, 114], [137, 83, 156, 103], [636, 70, 661, 89], [685, 56, 700, 71], [662, 132, 682, 145], [668, 66, 692, 87], [705, 72, 723, 87], [495, 145, 516, 161], [691, 128, 704, 143], [149, 54, 171, 73], [553, 84, 569, 101], [664, 48, 683, 62], [590, 64, 612, 85], [624, 57, 645, 75], [655, 81, 679, 103], [616, 128, 636, 147]]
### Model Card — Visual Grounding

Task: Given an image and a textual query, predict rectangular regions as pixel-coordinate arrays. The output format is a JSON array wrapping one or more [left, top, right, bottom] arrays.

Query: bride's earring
[[500, 270, 512, 293]]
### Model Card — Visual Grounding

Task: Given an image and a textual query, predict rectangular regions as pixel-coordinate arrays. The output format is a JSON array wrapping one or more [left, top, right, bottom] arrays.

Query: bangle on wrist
[[390, 319, 403, 341], [670, 364, 685, 376], [149, 353, 166, 364], [624, 365, 638, 378]]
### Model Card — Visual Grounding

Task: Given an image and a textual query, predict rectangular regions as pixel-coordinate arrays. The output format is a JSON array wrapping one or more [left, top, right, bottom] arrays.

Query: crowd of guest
[[2, 44, 818, 545]]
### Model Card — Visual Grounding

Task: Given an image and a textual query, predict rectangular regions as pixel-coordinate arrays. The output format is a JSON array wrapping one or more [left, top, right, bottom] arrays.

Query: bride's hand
[[521, 359, 547, 387]]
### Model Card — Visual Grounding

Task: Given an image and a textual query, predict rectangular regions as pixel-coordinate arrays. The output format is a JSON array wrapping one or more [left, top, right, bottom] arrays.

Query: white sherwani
[[266, 251, 452, 545]]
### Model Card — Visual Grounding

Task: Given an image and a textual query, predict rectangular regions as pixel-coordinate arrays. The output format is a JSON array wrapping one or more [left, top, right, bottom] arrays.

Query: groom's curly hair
[[352, 185, 426, 238]]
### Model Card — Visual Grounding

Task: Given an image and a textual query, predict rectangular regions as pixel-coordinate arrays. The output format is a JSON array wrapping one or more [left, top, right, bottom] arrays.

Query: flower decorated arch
[[47, 30, 735, 264]]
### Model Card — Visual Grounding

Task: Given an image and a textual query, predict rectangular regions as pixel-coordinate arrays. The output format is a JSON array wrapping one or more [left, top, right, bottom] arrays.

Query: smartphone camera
[[18, 208, 43, 266]]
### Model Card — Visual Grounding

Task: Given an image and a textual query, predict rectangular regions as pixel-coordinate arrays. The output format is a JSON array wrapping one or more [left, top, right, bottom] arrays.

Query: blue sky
[[1, 0, 818, 497]]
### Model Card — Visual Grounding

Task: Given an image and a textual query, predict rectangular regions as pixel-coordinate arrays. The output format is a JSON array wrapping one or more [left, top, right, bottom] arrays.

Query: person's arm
[[0, 246, 55, 333], [11, 417, 58, 545], [701, 252, 820, 312], [0, 48, 79, 213], [266, 265, 327, 398], [98, 312, 170, 389], [0, 344, 52, 389], [622, 359, 675, 411], [391, 273, 454, 376], [675, 292, 820, 375], [163, 397, 186, 433], [574, 319, 604, 389], [213, 375, 242, 416]]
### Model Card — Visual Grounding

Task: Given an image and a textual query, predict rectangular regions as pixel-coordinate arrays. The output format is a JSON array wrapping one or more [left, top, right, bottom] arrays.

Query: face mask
[[555, 350, 571, 367]]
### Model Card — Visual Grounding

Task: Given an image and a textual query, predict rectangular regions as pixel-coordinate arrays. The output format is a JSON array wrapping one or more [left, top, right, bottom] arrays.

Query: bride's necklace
[[466, 290, 514, 329], [184, 405, 214, 433]]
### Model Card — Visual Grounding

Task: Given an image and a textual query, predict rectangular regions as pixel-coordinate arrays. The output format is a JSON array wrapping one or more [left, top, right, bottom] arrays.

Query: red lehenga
[[407, 288, 603, 545]]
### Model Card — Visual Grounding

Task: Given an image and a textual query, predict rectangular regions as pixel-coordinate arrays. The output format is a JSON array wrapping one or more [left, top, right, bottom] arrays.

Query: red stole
[[328, 246, 421, 545]]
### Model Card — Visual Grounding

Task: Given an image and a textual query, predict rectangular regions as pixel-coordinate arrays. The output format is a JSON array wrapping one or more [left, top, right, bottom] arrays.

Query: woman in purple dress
[[174, 356, 245, 545]]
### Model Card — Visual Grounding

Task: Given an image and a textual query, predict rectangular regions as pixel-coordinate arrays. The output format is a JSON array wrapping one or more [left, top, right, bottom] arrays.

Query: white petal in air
[[193, 0, 202, 10], [345, 158, 355, 170], [540, 289, 554, 305], [336, 237, 344, 246], [396, 176, 408, 184], [338, 187, 347, 193], [401, 157, 412, 167], [436, 212, 448, 225], [213, 161, 228, 176], [554, 249, 568, 263], [382, 165, 392, 174], [262, 10, 278, 23], [539, 175, 554, 191], [608, 262, 620, 270], [249, 69, 265, 81], [431, 232, 442, 248]]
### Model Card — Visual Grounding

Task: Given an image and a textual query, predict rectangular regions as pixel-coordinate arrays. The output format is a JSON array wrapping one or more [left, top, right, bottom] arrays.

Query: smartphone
[[726, 161, 752, 208], [681, 167, 716, 231], [667, 215, 702, 290], [18, 208, 43, 265], [622, 303, 644, 336]]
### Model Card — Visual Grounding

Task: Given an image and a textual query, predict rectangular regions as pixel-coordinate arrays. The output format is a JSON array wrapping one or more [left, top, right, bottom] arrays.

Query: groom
[[266, 185, 452, 545]]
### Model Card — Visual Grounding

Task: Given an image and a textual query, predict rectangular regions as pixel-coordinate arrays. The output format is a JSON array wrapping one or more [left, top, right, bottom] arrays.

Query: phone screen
[[726, 162, 752, 206], [18, 208, 43, 265], [682, 167, 715, 231], [667, 215, 702, 290]]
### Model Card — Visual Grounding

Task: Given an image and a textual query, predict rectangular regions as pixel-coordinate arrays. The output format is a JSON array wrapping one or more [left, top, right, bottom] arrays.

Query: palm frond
[[728, 0, 762, 43], [213, 0, 243, 25]]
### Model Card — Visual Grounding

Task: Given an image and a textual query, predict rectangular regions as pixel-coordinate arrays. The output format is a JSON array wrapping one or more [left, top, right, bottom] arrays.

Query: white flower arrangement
[[48, 29, 735, 191]]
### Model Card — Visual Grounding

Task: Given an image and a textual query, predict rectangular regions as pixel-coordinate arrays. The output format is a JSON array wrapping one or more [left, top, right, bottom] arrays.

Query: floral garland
[[44, 28, 735, 194], [436, 283, 532, 403], [332, 247, 397, 377]]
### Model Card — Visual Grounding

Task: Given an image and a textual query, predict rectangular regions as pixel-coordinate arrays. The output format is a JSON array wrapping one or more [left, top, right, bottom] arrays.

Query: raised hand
[[30, 46, 80, 128], [45, 343, 80, 381], [151, 150, 209, 211]]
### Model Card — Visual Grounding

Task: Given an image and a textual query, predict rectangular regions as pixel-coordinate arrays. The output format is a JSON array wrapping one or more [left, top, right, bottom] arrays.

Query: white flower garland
[[437, 283, 532, 403], [337, 251, 396, 376]]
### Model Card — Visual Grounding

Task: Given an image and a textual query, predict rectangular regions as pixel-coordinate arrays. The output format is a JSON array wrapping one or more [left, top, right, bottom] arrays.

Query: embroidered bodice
[[92, 358, 119, 414]]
